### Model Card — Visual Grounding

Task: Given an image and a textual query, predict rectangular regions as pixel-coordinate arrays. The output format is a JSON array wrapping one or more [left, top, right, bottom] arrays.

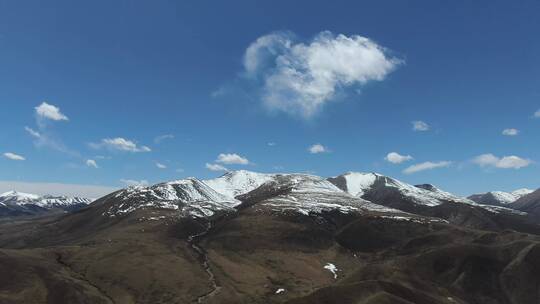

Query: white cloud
[[3, 152, 25, 161], [473, 153, 532, 169], [154, 134, 174, 144], [90, 137, 151, 153], [502, 128, 519, 136], [412, 121, 430, 131], [267, 142, 276, 146], [156, 162, 167, 169], [120, 179, 149, 187], [308, 144, 328, 154], [534, 109, 540, 118], [244, 31, 402, 118], [35, 102, 69, 121], [206, 163, 228, 171], [86, 159, 98, 168], [403, 161, 451, 174], [216, 153, 250, 165], [385, 152, 413, 164], [0, 180, 117, 198]]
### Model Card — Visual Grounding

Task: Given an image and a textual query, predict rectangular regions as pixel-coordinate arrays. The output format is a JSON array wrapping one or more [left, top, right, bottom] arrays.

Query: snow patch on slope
[[338, 172, 378, 196], [204, 170, 276, 199]]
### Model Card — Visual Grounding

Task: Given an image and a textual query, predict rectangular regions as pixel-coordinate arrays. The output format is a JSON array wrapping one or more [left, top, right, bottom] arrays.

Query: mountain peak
[[105, 177, 238, 218]]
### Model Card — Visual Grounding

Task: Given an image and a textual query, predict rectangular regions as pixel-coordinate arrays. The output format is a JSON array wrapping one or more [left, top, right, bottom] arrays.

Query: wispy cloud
[[90, 137, 151, 153], [25, 103, 79, 157], [308, 144, 329, 154], [502, 128, 519, 136], [206, 163, 228, 171], [120, 179, 149, 187], [154, 134, 174, 144], [403, 161, 451, 174], [156, 162, 167, 169], [534, 109, 540, 118], [24, 126, 41, 138], [0, 180, 117, 198], [216, 153, 250, 165], [472, 153, 532, 169], [244, 31, 402, 118], [412, 121, 430, 131], [385, 152, 413, 164], [3, 152, 25, 161]]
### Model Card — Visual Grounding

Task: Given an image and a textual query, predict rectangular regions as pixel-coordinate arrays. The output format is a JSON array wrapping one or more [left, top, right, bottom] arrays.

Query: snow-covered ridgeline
[[105, 178, 239, 218], [100, 170, 530, 219], [0, 190, 92, 208], [330, 172, 525, 214]]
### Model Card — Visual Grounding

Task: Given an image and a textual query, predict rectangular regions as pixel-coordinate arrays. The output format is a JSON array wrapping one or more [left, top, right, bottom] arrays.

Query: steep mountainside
[[101, 178, 239, 218], [511, 189, 540, 218]]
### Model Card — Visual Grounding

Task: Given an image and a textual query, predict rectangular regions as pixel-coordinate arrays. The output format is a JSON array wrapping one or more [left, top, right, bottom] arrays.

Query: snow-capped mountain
[[206, 171, 398, 216], [0, 191, 92, 216], [0, 191, 40, 204], [103, 178, 239, 218], [510, 189, 540, 217], [39, 195, 93, 209], [327, 172, 523, 215], [203, 170, 277, 199], [468, 189, 534, 206], [100, 172, 423, 221], [328, 172, 470, 207], [95, 170, 530, 223], [236, 173, 420, 219]]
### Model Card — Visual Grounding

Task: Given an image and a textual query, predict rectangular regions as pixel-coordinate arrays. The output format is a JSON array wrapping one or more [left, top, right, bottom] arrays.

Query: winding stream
[[188, 221, 222, 303]]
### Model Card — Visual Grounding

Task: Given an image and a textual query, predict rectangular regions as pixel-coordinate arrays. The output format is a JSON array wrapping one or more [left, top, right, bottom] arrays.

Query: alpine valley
[[1, 170, 540, 304]]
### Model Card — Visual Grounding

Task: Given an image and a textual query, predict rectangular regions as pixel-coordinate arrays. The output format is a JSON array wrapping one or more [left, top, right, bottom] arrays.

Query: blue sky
[[1, 0, 540, 197]]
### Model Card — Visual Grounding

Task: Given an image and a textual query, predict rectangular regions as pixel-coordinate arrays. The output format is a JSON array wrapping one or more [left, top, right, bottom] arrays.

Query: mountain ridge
[[1, 170, 540, 303]]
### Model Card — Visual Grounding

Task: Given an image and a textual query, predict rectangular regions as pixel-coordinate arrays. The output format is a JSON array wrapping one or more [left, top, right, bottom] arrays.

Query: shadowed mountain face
[[468, 189, 534, 206], [0, 171, 539, 304], [511, 189, 540, 218]]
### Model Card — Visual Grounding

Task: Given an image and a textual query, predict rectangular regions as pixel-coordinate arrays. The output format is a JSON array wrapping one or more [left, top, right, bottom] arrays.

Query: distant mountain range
[[1, 171, 538, 220], [0, 190, 92, 217]]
